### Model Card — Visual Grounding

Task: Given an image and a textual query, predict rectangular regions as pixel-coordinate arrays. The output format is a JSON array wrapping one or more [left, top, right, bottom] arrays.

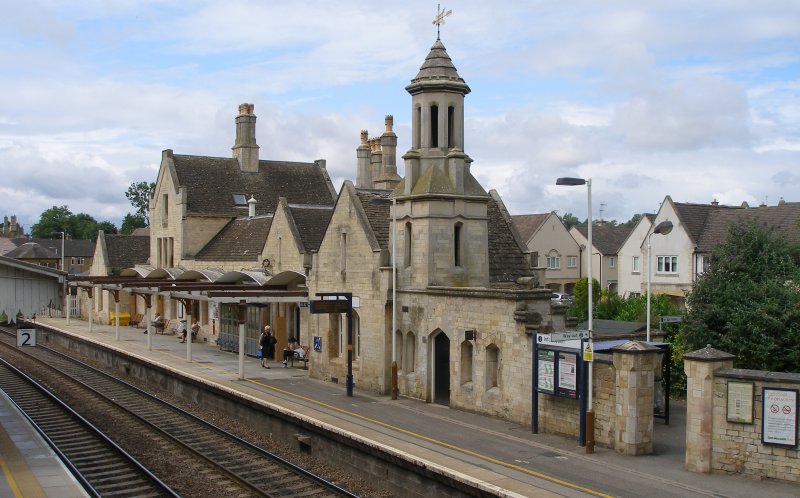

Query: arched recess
[[485, 344, 500, 389], [460, 340, 473, 385], [395, 329, 405, 372], [431, 330, 450, 405], [404, 331, 415, 373]]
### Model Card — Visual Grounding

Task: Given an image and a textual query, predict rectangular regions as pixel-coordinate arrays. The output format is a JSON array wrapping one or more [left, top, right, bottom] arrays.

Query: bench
[[152, 319, 172, 335], [289, 346, 310, 369], [130, 314, 144, 328]]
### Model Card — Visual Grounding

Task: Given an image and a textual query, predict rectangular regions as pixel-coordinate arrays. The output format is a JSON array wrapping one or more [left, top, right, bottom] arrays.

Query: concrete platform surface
[[29, 317, 800, 497]]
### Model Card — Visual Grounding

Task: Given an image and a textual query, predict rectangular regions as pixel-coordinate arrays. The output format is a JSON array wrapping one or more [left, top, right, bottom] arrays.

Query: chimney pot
[[385, 115, 393, 132], [247, 196, 257, 217], [360, 130, 369, 146]]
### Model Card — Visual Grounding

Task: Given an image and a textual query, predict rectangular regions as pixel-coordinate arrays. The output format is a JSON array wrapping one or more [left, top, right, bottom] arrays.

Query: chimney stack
[[232, 103, 260, 173], [356, 130, 371, 188]]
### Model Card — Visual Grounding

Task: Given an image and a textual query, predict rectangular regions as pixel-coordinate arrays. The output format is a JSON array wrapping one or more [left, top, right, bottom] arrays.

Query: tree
[[561, 212, 580, 230], [683, 222, 800, 372], [126, 181, 155, 225], [568, 277, 601, 322], [622, 213, 643, 228], [120, 213, 146, 235], [97, 221, 118, 235], [30, 205, 72, 238]]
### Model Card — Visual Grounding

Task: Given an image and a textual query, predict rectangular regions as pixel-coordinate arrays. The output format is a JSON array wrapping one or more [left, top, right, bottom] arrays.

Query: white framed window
[[567, 256, 577, 268], [609, 256, 616, 268], [546, 256, 561, 270], [657, 256, 678, 274], [632, 256, 640, 273]]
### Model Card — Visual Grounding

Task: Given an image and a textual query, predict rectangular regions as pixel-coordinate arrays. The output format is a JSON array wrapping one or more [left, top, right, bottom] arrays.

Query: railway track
[[0, 358, 176, 497], [0, 328, 358, 497]]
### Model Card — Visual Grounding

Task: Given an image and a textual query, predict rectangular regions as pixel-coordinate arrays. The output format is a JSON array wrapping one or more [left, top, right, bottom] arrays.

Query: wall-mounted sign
[[537, 350, 555, 394], [557, 352, 578, 399], [313, 336, 322, 352], [17, 329, 36, 347], [727, 381, 754, 424], [762, 388, 798, 447]]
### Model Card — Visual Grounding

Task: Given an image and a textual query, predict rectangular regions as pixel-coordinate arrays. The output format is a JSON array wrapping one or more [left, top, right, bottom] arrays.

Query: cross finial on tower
[[432, 4, 452, 39]]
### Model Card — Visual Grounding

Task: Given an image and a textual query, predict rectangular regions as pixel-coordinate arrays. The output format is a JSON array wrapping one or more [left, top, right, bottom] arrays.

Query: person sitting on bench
[[282, 337, 304, 367], [151, 313, 164, 334], [179, 319, 200, 343]]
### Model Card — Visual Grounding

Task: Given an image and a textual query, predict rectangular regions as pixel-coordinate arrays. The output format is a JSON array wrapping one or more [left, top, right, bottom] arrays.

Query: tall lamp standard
[[556, 176, 594, 453], [369, 196, 398, 399], [646, 220, 673, 342]]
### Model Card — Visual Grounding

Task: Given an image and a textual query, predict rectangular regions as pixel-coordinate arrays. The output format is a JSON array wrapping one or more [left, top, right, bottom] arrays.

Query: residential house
[[616, 214, 654, 298], [647, 196, 800, 305], [512, 212, 581, 293], [8, 238, 94, 274], [570, 223, 634, 295], [4, 242, 60, 269], [87, 231, 150, 323]]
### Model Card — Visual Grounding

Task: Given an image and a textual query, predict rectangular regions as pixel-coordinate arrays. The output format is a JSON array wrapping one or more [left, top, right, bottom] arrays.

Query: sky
[[1, 1, 799, 231]]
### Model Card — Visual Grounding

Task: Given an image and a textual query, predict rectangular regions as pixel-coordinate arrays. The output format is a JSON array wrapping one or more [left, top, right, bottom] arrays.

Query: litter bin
[[108, 312, 130, 326]]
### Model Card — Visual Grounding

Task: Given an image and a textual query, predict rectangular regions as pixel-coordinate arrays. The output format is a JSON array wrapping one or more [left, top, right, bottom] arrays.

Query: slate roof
[[487, 197, 534, 285], [0, 238, 17, 255], [104, 235, 150, 275], [13, 238, 95, 258], [5, 242, 58, 260], [355, 189, 392, 250], [573, 224, 633, 255], [405, 38, 470, 96], [693, 201, 800, 252], [510, 213, 550, 242], [672, 202, 741, 247], [288, 205, 334, 253], [195, 216, 273, 261], [171, 155, 336, 217]]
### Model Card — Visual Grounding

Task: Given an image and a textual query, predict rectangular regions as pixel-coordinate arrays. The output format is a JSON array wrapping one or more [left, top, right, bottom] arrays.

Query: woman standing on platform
[[260, 326, 276, 368]]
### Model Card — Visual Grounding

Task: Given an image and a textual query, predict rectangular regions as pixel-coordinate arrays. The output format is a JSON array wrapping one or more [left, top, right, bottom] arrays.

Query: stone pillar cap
[[683, 344, 736, 362], [612, 340, 661, 354]]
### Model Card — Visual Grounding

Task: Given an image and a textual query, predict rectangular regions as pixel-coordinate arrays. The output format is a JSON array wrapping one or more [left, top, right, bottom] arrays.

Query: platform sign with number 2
[[17, 329, 36, 347]]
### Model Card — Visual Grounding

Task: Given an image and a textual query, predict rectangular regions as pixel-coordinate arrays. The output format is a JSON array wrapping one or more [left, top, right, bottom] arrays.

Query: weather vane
[[432, 4, 452, 39]]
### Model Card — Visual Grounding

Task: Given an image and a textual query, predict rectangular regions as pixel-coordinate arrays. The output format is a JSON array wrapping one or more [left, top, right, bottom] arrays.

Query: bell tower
[[393, 38, 490, 289]]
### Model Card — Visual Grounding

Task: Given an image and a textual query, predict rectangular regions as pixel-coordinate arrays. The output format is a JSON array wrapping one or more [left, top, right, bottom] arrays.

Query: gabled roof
[[695, 201, 800, 252], [287, 205, 334, 253], [354, 188, 392, 251], [171, 154, 336, 217], [487, 191, 534, 285], [672, 200, 742, 246], [195, 216, 273, 261], [573, 224, 633, 255], [510, 213, 550, 242], [0, 237, 17, 255], [103, 234, 150, 275]]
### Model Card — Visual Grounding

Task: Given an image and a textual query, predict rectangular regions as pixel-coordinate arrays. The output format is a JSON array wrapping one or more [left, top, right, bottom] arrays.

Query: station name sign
[[309, 299, 350, 314], [536, 330, 590, 344]]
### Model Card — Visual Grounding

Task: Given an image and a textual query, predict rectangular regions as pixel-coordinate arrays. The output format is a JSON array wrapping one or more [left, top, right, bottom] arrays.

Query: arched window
[[404, 332, 416, 372], [430, 104, 439, 147], [460, 340, 473, 385], [447, 105, 455, 149], [454, 222, 463, 267], [485, 344, 500, 389], [404, 222, 412, 267]]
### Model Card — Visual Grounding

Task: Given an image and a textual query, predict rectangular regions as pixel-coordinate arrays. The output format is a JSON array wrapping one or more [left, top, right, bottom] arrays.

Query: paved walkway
[[32, 317, 800, 497]]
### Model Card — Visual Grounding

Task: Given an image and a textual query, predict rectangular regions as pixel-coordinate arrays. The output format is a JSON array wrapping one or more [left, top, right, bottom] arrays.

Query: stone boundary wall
[[712, 369, 800, 482]]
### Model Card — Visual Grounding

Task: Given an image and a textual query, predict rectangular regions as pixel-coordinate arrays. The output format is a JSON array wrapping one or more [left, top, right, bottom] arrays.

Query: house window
[[78, 258, 84, 266], [632, 256, 640, 273], [657, 256, 678, 274], [162, 193, 169, 227], [567, 256, 577, 268], [609, 256, 616, 269], [71, 257, 76, 265], [546, 255, 561, 270]]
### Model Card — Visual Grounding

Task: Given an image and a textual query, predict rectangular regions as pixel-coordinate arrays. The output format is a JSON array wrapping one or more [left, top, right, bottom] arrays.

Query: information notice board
[[536, 348, 579, 400], [762, 388, 798, 447]]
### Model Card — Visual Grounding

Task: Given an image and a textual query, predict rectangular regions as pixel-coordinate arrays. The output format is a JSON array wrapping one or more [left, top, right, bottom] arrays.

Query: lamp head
[[653, 220, 673, 235], [556, 177, 587, 186]]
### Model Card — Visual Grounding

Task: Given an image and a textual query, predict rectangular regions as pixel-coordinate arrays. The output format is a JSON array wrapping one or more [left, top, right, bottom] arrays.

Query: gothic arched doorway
[[433, 332, 450, 405]]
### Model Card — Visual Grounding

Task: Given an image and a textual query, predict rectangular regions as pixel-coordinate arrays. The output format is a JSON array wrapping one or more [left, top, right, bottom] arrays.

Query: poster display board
[[557, 352, 578, 399], [762, 388, 798, 447], [537, 350, 555, 394], [727, 381, 754, 424]]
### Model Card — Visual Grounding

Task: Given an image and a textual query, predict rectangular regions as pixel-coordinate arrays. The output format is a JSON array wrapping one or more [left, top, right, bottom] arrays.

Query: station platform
[[22, 317, 800, 497], [0, 390, 88, 498]]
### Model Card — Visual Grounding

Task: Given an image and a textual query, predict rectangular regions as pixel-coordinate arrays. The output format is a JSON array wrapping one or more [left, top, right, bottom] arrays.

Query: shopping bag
[[256, 350, 263, 358]]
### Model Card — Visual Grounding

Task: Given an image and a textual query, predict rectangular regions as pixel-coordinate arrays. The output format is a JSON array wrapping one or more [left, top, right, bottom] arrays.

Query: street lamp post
[[646, 220, 673, 342], [369, 196, 398, 399], [556, 176, 593, 453]]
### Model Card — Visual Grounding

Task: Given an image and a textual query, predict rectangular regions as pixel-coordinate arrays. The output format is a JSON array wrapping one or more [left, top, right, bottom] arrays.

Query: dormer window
[[233, 193, 248, 207]]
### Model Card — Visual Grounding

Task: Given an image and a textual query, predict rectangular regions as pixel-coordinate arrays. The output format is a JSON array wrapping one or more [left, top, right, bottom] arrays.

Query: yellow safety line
[[0, 459, 24, 498]]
